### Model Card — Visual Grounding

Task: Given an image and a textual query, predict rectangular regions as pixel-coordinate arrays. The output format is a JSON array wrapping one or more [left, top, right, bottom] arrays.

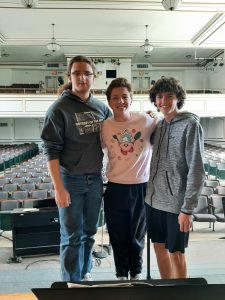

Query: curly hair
[[149, 77, 186, 110], [106, 77, 133, 101]]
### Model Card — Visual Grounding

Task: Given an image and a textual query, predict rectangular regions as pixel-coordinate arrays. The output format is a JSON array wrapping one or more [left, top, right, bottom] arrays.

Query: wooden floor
[[0, 293, 37, 300]]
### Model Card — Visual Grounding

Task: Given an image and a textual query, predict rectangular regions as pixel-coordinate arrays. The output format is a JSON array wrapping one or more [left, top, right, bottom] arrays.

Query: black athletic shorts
[[146, 205, 189, 253]]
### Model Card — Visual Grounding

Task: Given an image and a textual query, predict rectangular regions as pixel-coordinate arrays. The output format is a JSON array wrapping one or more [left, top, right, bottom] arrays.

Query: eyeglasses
[[71, 71, 94, 78]]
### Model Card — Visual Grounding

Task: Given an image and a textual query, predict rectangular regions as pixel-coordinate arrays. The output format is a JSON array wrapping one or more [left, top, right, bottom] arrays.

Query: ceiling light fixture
[[141, 25, 153, 56], [162, 0, 181, 11], [21, 0, 38, 8], [1, 49, 10, 58], [47, 23, 61, 53]]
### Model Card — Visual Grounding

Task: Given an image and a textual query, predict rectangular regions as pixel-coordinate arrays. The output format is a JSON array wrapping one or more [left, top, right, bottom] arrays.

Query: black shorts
[[146, 205, 189, 253]]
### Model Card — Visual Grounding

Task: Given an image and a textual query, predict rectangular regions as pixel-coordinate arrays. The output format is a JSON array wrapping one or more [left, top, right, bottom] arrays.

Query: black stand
[[146, 230, 151, 279], [93, 202, 111, 261]]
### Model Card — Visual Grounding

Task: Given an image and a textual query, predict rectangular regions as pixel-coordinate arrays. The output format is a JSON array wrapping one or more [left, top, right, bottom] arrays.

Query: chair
[[2, 183, 18, 192], [26, 177, 42, 184], [42, 176, 52, 183], [217, 166, 225, 180], [204, 179, 220, 189], [0, 191, 9, 200], [208, 160, 218, 179], [0, 177, 10, 188], [11, 177, 26, 184], [30, 189, 48, 199], [11, 190, 29, 200], [37, 182, 53, 190], [20, 182, 36, 191], [217, 162, 225, 169], [0, 199, 19, 211], [210, 195, 225, 223], [16, 172, 30, 178], [24, 189, 49, 208], [4, 172, 17, 180], [201, 186, 214, 197], [215, 186, 225, 195], [192, 195, 217, 231]]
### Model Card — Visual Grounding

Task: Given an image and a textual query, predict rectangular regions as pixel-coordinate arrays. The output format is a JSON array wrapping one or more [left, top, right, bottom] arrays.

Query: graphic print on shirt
[[74, 112, 103, 135], [112, 129, 142, 156]]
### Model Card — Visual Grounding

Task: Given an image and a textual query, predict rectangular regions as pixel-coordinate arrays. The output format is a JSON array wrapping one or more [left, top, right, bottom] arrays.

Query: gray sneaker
[[117, 276, 128, 280], [130, 273, 142, 280], [82, 273, 93, 281]]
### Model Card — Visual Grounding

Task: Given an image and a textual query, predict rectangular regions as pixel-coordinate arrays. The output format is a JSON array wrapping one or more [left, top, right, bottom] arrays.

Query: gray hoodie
[[41, 90, 111, 175], [145, 112, 205, 215]]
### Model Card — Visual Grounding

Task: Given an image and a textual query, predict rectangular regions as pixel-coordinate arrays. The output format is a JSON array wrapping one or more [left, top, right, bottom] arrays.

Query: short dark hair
[[149, 77, 186, 110], [106, 77, 132, 101]]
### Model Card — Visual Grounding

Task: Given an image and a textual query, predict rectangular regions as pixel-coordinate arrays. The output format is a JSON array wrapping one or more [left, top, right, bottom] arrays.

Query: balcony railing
[[0, 86, 225, 95]]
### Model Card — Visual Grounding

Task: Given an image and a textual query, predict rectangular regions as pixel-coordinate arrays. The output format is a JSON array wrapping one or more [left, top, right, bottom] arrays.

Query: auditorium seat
[[30, 189, 48, 199], [4, 172, 17, 180], [210, 194, 225, 223], [0, 191, 9, 200], [20, 182, 36, 192], [204, 179, 220, 189], [11, 190, 29, 200], [201, 186, 214, 197], [37, 182, 53, 190], [2, 183, 18, 192], [42, 176, 52, 183], [215, 186, 225, 195], [11, 177, 26, 185], [26, 177, 42, 184], [0, 177, 10, 188], [192, 195, 217, 231], [0, 199, 19, 211]]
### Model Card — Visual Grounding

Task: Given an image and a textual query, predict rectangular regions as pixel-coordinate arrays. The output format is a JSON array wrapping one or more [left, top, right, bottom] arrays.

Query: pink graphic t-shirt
[[101, 113, 157, 184]]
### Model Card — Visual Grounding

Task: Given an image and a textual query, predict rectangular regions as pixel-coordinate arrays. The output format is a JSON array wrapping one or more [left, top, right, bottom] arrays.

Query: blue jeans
[[59, 170, 103, 281]]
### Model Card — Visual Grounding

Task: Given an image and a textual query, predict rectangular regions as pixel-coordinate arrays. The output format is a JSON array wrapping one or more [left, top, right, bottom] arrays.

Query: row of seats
[[0, 150, 56, 239], [204, 144, 225, 182], [204, 160, 225, 180], [0, 189, 55, 211], [0, 143, 39, 172], [0, 175, 51, 184], [192, 174, 225, 231], [194, 142, 225, 229], [0, 181, 53, 192], [192, 194, 225, 231], [204, 179, 225, 190]]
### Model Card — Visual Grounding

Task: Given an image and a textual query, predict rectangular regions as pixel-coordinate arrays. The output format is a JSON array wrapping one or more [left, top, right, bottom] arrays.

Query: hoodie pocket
[[166, 171, 173, 196]]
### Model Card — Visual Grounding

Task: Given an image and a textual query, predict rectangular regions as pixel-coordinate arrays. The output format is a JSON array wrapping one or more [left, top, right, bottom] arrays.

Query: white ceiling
[[0, 0, 225, 67]]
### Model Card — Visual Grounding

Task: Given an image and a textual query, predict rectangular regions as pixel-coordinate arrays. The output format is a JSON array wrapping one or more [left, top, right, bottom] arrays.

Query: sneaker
[[117, 276, 128, 280], [130, 273, 142, 280], [82, 273, 93, 281]]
